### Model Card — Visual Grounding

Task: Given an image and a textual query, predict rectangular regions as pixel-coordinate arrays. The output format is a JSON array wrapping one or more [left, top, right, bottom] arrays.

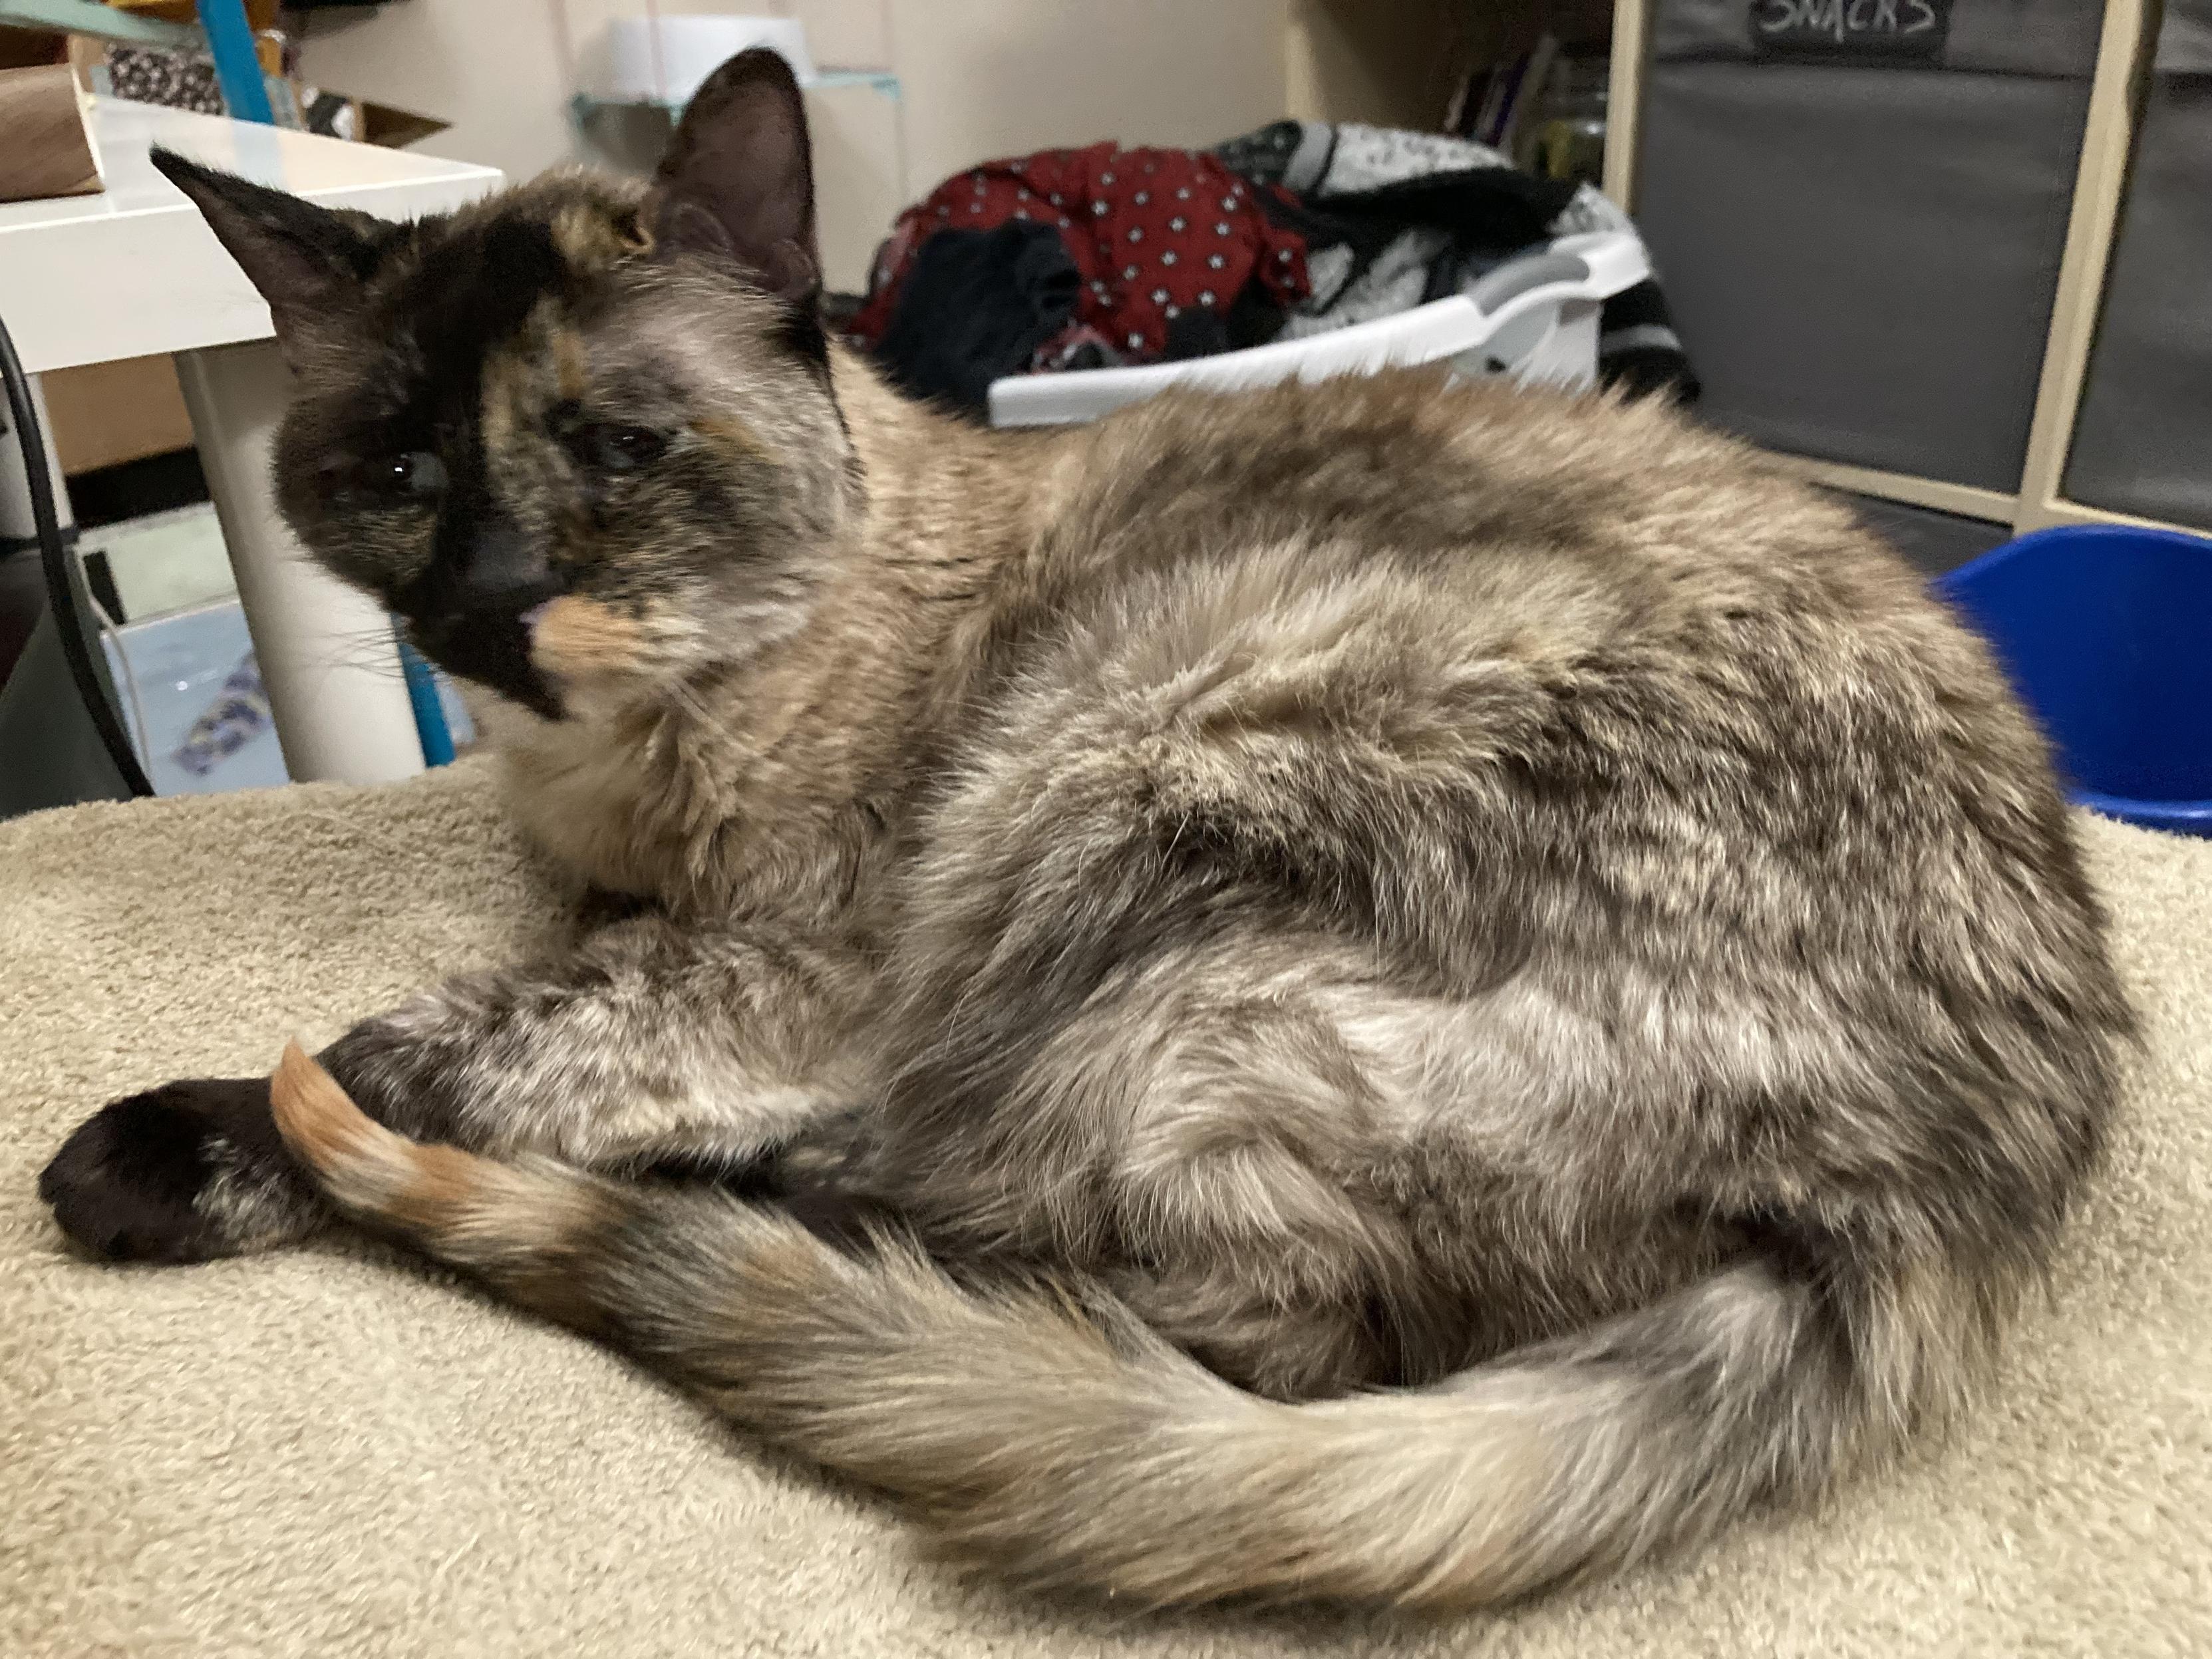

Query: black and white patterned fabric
[[102, 46, 226, 118], [1216, 120, 1697, 399]]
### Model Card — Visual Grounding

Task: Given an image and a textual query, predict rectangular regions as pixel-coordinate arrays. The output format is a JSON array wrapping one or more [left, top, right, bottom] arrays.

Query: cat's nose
[[457, 521, 550, 603]]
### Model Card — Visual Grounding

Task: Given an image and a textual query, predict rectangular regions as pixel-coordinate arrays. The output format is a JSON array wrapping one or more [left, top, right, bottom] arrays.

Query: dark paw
[[39, 1078, 282, 1263]]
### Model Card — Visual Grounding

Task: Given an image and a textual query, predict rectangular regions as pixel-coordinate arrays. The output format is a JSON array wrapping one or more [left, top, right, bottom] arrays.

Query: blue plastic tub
[[1935, 524, 2212, 837]]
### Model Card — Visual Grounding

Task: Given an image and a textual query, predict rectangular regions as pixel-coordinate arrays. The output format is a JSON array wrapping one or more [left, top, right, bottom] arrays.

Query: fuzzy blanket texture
[[1, 758, 2207, 1658]]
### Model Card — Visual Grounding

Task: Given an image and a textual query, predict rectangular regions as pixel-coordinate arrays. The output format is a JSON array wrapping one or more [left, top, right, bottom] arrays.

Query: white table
[[0, 98, 501, 784]]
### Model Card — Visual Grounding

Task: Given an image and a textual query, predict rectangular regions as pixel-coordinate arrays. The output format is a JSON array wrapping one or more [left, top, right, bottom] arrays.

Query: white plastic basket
[[986, 231, 1650, 429]]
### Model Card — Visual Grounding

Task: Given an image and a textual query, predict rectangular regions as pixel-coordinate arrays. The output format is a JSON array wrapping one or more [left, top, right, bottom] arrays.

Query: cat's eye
[[359, 451, 446, 500], [572, 423, 667, 474]]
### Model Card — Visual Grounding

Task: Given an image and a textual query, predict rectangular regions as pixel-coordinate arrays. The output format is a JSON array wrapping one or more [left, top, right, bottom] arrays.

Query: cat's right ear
[[152, 148, 384, 369], [647, 48, 821, 306]]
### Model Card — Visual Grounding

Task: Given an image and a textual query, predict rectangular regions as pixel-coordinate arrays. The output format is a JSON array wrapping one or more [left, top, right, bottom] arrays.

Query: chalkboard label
[[1750, 0, 1952, 61]]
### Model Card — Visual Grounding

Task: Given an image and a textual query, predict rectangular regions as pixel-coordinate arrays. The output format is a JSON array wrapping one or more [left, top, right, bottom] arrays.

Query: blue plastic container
[[1935, 524, 2212, 836]]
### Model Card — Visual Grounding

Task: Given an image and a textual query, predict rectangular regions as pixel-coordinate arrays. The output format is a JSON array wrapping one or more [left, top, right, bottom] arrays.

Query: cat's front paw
[[39, 1078, 315, 1263]]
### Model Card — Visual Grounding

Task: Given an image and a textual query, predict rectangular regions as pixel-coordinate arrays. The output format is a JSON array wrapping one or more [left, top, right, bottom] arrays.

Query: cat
[[39, 50, 2132, 1612]]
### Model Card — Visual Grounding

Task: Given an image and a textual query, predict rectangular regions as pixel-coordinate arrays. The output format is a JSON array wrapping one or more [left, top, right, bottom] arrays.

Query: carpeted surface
[[2, 759, 2207, 1658]]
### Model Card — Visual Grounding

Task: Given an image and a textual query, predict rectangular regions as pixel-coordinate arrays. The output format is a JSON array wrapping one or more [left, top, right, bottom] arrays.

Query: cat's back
[[1009, 370, 1973, 754], [1024, 369, 1929, 659], [969, 369, 2098, 1000]]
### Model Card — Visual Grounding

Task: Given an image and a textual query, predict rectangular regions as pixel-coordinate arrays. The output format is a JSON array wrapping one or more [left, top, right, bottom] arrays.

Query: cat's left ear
[[152, 148, 386, 369], [647, 47, 820, 305]]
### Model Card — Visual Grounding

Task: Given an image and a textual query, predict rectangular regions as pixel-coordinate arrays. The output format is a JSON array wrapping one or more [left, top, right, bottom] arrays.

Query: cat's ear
[[152, 148, 384, 367], [647, 48, 820, 305]]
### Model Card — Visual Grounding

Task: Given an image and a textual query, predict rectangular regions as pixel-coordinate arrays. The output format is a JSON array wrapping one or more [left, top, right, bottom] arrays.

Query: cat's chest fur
[[488, 698, 894, 929], [496, 714, 692, 897]]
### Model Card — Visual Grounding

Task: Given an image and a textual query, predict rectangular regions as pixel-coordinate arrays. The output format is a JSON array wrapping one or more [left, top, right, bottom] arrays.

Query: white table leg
[[174, 340, 424, 786]]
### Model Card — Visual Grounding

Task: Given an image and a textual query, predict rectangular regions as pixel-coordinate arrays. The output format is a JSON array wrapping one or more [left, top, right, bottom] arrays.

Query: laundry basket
[[986, 231, 1649, 428], [1935, 525, 2212, 836]]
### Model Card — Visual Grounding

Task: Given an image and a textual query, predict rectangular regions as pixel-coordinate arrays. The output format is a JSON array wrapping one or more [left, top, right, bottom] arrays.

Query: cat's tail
[[269, 1041, 1988, 1611]]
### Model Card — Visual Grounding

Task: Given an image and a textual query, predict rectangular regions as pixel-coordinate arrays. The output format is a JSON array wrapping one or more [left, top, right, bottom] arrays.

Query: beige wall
[[294, 0, 1291, 290], [296, 0, 1290, 184], [1285, 0, 1469, 129], [292, 0, 577, 188], [881, 0, 1288, 192]]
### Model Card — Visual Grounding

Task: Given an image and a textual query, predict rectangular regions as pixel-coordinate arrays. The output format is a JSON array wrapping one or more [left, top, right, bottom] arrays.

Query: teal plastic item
[[396, 639, 455, 768], [195, 0, 274, 124], [1934, 524, 2212, 837]]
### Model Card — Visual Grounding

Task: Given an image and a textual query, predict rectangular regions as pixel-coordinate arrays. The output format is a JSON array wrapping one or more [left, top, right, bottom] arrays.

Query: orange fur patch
[[269, 1041, 484, 1226], [691, 413, 771, 465], [271, 1042, 379, 1170], [553, 326, 590, 402], [269, 1043, 619, 1330], [551, 202, 635, 268], [530, 596, 645, 678], [478, 345, 528, 452]]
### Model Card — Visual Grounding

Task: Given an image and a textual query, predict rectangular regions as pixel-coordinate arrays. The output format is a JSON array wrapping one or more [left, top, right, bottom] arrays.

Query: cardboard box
[[0, 57, 102, 202], [40, 355, 197, 476]]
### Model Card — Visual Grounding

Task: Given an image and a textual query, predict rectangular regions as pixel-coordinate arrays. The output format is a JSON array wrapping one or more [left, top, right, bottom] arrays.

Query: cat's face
[[158, 51, 844, 720], [262, 172, 851, 721]]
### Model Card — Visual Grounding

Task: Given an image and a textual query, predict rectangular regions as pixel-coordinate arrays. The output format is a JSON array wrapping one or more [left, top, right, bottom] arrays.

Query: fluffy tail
[[269, 1042, 1990, 1611]]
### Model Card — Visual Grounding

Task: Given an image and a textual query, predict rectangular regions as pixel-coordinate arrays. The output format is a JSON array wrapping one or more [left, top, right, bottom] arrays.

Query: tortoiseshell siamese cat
[[41, 52, 2129, 1612]]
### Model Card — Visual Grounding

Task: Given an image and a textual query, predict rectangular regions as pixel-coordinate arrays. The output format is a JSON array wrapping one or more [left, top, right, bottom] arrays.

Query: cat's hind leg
[[858, 919, 1451, 1403]]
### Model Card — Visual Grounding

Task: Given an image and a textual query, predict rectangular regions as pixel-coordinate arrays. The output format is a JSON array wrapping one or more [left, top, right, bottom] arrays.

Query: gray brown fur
[[41, 51, 2131, 1612]]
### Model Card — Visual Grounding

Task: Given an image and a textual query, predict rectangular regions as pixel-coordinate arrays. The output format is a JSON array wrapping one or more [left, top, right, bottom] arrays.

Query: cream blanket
[[3, 760, 2207, 1656]]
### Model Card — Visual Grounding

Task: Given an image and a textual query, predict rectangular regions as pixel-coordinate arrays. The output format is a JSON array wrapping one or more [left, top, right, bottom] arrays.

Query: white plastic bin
[[986, 231, 1649, 429]]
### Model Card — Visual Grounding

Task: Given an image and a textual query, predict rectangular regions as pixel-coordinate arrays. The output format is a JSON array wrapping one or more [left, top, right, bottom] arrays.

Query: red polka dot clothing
[[848, 142, 1309, 367]]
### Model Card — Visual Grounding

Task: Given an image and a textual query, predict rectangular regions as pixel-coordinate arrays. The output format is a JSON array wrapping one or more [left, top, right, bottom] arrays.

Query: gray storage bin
[[1637, 0, 2102, 490], [2064, 1, 2212, 531]]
